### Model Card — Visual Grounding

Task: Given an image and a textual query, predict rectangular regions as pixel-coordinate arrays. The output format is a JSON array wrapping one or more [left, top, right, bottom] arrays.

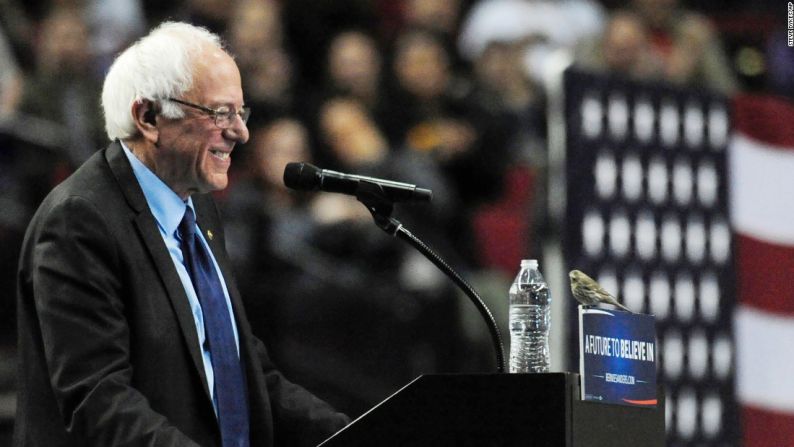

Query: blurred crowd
[[0, 0, 788, 424]]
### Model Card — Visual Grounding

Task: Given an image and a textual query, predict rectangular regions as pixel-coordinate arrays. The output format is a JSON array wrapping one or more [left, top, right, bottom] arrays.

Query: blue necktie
[[179, 207, 249, 447]]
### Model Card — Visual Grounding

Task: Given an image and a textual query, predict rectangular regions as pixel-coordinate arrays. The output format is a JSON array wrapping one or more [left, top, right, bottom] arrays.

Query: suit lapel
[[105, 141, 212, 401]]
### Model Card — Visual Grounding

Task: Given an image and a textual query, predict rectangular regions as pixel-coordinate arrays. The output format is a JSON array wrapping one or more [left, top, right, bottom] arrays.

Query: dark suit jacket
[[14, 141, 349, 446]]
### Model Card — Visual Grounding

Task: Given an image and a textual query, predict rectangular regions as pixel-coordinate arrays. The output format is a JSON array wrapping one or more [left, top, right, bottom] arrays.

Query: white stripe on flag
[[730, 133, 794, 245], [735, 305, 794, 413]]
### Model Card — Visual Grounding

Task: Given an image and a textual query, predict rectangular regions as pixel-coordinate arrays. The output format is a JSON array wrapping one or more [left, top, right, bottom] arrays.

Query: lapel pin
[[207, 230, 214, 241]]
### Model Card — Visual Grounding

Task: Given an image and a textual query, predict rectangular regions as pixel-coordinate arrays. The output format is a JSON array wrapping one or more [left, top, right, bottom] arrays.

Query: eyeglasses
[[166, 97, 251, 129]]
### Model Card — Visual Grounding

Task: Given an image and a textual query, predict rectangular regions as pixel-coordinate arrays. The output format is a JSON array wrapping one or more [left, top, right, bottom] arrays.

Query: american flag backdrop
[[731, 94, 794, 447], [561, 68, 740, 446]]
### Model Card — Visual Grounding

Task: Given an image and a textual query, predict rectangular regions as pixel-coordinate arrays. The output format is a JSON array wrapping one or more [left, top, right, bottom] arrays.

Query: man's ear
[[131, 99, 159, 143]]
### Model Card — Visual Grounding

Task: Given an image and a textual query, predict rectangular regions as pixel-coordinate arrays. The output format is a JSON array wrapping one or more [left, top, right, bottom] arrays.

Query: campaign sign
[[578, 306, 657, 407]]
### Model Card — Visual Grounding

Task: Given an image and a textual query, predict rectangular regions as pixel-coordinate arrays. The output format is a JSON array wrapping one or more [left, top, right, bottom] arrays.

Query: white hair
[[101, 22, 226, 141]]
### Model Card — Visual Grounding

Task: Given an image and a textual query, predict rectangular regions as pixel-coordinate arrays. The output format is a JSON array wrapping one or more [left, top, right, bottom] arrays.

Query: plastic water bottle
[[509, 259, 551, 373]]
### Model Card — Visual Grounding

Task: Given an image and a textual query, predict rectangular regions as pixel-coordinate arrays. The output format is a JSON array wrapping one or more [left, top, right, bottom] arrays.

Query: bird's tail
[[615, 301, 632, 313]]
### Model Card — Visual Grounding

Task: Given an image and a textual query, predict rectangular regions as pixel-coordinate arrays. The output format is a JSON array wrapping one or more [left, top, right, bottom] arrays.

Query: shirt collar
[[120, 140, 194, 237]]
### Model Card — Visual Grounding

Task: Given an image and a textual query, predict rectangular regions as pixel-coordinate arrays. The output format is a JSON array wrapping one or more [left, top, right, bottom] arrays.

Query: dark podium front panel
[[319, 372, 664, 447]]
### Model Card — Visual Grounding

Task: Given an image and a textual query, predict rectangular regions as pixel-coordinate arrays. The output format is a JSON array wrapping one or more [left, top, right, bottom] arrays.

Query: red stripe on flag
[[736, 233, 794, 316], [733, 94, 794, 149], [742, 405, 794, 446]]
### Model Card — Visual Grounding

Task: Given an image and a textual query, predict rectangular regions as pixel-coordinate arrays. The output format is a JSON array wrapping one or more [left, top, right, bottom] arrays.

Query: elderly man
[[14, 22, 349, 446]]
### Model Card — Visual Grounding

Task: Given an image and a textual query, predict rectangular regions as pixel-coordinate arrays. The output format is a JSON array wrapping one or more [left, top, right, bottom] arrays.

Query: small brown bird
[[569, 269, 632, 312]]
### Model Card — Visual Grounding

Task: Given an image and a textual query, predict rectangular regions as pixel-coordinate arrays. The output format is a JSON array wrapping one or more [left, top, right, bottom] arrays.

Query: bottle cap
[[521, 259, 538, 268]]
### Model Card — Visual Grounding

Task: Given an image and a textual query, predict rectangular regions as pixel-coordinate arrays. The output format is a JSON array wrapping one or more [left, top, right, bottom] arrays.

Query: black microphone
[[283, 162, 433, 203]]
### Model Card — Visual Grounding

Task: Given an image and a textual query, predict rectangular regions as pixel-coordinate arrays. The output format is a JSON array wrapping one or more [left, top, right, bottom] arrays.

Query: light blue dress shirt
[[121, 142, 240, 413]]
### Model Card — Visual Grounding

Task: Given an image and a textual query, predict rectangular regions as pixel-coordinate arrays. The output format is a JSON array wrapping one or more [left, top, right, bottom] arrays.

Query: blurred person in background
[[300, 29, 387, 167], [313, 95, 460, 258], [385, 28, 509, 267], [324, 30, 385, 118], [85, 0, 146, 73], [402, 0, 463, 38], [631, 0, 739, 93], [316, 96, 391, 172], [229, 0, 297, 123], [4, 0, 145, 75], [316, 94, 473, 288], [228, 0, 284, 58], [313, 95, 463, 244], [574, 10, 664, 81], [469, 38, 546, 161], [18, 6, 105, 166], [458, 0, 605, 88], [228, 0, 286, 79], [385, 28, 477, 186], [399, 0, 469, 71], [281, 0, 377, 88], [241, 47, 296, 122], [466, 35, 549, 264]]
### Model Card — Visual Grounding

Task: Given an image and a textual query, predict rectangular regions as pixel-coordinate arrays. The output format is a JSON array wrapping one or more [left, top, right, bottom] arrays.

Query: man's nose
[[224, 115, 249, 144]]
